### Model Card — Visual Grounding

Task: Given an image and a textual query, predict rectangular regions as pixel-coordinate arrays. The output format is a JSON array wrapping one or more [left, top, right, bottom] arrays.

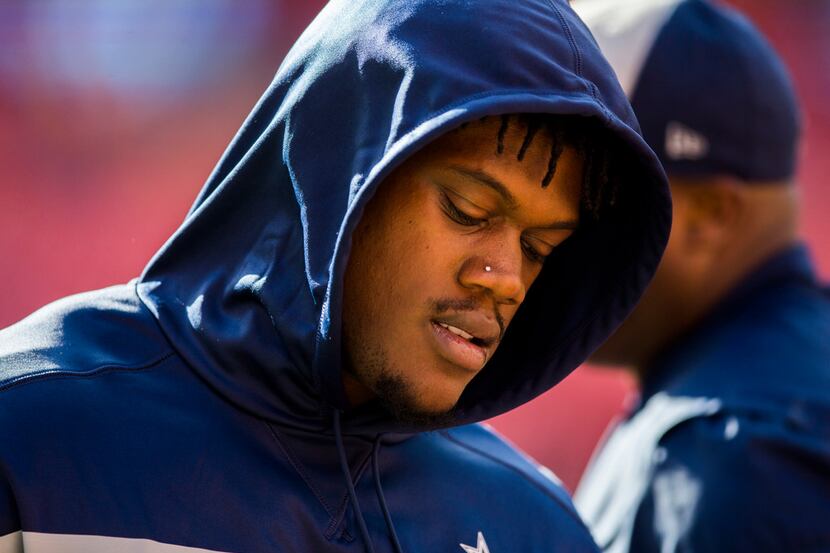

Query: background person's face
[[589, 187, 696, 369], [592, 176, 799, 372], [341, 118, 584, 422]]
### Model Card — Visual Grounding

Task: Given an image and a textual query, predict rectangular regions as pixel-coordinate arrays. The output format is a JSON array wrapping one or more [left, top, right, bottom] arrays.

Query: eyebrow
[[447, 165, 580, 230], [449, 166, 518, 210]]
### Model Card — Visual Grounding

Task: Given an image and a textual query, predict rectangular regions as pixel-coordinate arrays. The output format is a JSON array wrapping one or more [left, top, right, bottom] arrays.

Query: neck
[[635, 236, 801, 384], [342, 371, 377, 407]]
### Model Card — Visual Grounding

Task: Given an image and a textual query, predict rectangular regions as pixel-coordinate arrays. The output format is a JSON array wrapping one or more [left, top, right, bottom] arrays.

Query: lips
[[436, 322, 475, 341], [429, 312, 501, 372]]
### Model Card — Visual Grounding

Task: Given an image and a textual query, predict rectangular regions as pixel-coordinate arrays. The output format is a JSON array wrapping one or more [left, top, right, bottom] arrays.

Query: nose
[[458, 241, 527, 305]]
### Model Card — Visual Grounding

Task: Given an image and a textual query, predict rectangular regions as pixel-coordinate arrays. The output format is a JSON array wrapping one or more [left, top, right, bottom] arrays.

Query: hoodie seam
[[545, 0, 604, 105], [134, 279, 210, 381], [437, 88, 596, 118], [0, 352, 175, 394], [328, 450, 373, 541], [264, 423, 337, 520], [438, 430, 593, 531], [264, 422, 374, 542], [134, 281, 315, 427], [546, 0, 583, 78]]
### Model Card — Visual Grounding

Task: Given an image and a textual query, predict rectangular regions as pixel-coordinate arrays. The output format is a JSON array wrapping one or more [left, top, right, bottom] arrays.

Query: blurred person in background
[[573, 0, 830, 551], [0, 1, 672, 552]]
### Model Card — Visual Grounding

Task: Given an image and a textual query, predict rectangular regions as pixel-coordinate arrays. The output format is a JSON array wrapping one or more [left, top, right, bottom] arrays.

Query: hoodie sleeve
[[628, 411, 830, 552]]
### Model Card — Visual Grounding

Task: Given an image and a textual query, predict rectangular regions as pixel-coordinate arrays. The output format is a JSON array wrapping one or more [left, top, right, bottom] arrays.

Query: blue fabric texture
[[577, 245, 830, 552], [0, 0, 670, 551]]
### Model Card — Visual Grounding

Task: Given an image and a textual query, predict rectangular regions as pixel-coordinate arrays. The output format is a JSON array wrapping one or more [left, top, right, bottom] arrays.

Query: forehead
[[409, 117, 584, 212]]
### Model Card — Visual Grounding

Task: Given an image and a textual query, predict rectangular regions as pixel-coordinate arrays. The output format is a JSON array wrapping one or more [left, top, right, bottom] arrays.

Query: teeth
[[438, 322, 475, 341]]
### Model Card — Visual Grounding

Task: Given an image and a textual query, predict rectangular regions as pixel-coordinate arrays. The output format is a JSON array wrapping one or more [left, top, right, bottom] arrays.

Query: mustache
[[431, 297, 506, 341]]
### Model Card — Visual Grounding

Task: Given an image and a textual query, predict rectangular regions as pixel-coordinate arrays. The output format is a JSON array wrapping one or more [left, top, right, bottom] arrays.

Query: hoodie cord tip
[[333, 410, 376, 553]]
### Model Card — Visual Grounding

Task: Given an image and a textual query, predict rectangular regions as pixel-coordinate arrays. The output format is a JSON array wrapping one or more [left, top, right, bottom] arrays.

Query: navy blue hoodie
[[0, 1, 670, 551], [576, 246, 830, 552]]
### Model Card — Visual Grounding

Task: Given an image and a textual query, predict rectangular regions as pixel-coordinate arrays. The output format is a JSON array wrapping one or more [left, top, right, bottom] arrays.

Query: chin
[[374, 369, 464, 426], [413, 369, 472, 411], [388, 401, 458, 428], [411, 393, 459, 416]]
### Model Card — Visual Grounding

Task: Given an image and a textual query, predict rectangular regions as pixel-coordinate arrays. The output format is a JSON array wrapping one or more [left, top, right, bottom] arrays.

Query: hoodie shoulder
[[0, 283, 177, 441], [0, 283, 173, 393], [430, 423, 600, 551], [442, 424, 577, 510]]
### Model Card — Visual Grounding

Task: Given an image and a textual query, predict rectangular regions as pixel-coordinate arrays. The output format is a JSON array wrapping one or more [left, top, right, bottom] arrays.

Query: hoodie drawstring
[[333, 410, 405, 553], [372, 437, 404, 553], [333, 410, 376, 553]]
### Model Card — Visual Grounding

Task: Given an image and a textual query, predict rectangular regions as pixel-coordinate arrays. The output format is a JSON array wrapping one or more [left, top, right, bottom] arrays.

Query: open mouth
[[429, 319, 496, 373], [435, 321, 489, 348]]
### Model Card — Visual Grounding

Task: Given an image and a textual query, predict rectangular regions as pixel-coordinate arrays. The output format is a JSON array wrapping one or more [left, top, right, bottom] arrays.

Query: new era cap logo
[[665, 121, 709, 160]]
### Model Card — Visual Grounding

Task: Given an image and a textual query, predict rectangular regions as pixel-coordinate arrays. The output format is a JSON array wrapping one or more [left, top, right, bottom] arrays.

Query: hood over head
[[138, 0, 671, 435]]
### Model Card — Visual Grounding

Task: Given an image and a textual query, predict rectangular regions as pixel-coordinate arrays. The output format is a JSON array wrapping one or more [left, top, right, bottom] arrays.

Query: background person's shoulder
[[634, 406, 830, 552]]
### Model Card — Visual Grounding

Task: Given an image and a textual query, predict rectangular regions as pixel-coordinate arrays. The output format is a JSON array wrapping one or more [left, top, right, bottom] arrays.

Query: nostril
[[457, 257, 525, 303]]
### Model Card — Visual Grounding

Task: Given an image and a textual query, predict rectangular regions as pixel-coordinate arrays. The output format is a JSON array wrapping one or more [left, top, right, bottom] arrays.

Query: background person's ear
[[675, 178, 742, 263]]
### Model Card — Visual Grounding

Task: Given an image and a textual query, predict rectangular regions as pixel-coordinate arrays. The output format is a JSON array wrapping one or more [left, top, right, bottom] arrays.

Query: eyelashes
[[439, 191, 548, 264], [521, 239, 548, 263], [440, 191, 485, 227]]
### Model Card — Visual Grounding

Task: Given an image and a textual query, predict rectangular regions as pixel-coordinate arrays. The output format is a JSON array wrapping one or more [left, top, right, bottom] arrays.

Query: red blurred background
[[1, 1, 827, 492]]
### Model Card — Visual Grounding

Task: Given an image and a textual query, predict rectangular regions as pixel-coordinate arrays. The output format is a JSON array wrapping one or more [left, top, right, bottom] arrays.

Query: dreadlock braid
[[541, 128, 565, 188], [516, 119, 542, 161], [493, 113, 618, 220], [496, 115, 510, 155]]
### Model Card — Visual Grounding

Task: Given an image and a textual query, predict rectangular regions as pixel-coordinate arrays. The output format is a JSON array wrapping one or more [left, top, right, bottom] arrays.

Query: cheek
[[654, 222, 701, 293], [355, 199, 456, 311], [641, 240, 696, 319], [499, 305, 522, 331], [522, 262, 544, 290], [655, 240, 684, 281]]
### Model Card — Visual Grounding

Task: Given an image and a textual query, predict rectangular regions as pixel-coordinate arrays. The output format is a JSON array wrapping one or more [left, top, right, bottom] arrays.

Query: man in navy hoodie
[[574, 0, 830, 551], [0, 1, 670, 551]]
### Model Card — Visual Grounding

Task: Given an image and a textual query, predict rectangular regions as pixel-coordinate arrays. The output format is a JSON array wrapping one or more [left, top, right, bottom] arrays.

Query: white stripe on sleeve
[[0, 532, 22, 553], [20, 533, 230, 553]]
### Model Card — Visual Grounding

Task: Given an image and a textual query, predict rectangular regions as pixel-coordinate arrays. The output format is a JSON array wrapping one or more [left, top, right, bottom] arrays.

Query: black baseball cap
[[576, 0, 801, 182]]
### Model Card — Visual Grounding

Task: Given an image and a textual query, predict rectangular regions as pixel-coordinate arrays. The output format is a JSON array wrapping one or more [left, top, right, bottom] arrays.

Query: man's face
[[342, 117, 583, 422]]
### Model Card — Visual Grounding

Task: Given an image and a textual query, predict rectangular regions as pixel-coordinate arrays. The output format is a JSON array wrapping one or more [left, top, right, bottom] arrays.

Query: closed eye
[[521, 239, 547, 264], [522, 232, 571, 264], [440, 192, 486, 227]]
